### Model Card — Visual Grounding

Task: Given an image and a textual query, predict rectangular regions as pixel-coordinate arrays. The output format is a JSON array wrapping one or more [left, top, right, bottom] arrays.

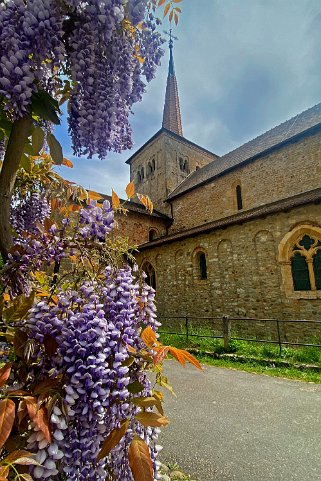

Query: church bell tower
[[126, 32, 217, 215]]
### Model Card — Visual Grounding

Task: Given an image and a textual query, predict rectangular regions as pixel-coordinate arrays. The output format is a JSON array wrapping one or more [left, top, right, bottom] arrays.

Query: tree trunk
[[0, 116, 33, 260]]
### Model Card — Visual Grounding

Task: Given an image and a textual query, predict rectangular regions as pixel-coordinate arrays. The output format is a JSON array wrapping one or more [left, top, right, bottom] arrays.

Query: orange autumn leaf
[[141, 326, 158, 348], [0, 363, 12, 388], [168, 347, 202, 370], [62, 158, 73, 168], [0, 399, 15, 449], [25, 397, 51, 443], [163, 3, 170, 17], [97, 420, 129, 460], [128, 436, 154, 481], [125, 181, 135, 199], [112, 189, 120, 209]]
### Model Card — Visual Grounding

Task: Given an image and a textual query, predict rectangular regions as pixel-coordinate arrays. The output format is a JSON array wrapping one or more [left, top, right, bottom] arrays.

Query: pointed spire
[[162, 31, 183, 136]]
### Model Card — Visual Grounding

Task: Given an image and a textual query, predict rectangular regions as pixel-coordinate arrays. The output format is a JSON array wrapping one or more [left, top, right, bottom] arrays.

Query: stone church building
[[114, 41, 321, 336]]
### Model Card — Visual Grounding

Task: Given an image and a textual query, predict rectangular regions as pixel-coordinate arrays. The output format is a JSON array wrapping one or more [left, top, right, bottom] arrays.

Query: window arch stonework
[[192, 247, 208, 282], [141, 261, 156, 290], [278, 224, 321, 299]]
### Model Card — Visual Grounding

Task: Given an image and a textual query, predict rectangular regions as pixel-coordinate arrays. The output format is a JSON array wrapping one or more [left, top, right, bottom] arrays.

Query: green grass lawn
[[159, 329, 321, 383]]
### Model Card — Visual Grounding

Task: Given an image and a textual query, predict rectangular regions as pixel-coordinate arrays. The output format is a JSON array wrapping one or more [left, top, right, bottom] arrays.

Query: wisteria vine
[[0, 0, 164, 158], [3, 199, 163, 480]]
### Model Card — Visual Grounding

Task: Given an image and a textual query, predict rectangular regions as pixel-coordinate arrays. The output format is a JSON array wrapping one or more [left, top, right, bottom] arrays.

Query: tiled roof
[[167, 102, 321, 200], [138, 187, 321, 249], [98, 193, 171, 220], [125, 128, 218, 165]]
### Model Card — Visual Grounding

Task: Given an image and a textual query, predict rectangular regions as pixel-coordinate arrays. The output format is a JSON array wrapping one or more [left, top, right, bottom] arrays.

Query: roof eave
[[166, 123, 321, 202]]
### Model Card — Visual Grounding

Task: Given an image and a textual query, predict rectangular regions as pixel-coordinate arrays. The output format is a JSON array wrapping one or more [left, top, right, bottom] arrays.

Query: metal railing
[[158, 315, 321, 355]]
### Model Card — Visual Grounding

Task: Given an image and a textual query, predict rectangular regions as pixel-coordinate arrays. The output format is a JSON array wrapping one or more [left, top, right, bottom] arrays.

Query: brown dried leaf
[[128, 436, 154, 481], [0, 399, 15, 449], [97, 420, 129, 461], [25, 397, 51, 443], [0, 363, 11, 388], [135, 412, 169, 428], [163, 3, 170, 17]]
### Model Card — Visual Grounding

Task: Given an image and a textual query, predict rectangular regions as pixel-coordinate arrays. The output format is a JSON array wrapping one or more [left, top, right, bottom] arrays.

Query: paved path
[[158, 361, 321, 481]]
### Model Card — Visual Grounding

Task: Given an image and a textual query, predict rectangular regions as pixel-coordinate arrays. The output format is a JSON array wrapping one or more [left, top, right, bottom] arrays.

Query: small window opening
[[141, 167, 144, 180], [199, 253, 207, 280], [149, 229, 158, 242], [236, 184, 243, 210], [142, 262, 156, 290], [179, 157, 189, 173]]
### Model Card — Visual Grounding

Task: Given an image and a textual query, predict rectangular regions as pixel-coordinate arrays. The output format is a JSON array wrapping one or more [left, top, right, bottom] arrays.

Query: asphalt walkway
[[158, 361, 321, 481]]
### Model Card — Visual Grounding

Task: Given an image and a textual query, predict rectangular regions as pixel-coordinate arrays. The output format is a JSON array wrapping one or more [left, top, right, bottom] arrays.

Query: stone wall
[[168, 131, 321, 233], [136, 203, 321, 341], [112, 209, 169, 246]]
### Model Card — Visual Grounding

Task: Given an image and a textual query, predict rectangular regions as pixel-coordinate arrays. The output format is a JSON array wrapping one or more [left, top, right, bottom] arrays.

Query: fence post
[[276, 320, 282, 356], [185, 316, 189, 343], [222, 315, 231, 350]]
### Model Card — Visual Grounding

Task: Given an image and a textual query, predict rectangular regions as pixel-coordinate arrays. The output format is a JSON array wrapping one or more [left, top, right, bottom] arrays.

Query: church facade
[[120, 42, 321, 339]]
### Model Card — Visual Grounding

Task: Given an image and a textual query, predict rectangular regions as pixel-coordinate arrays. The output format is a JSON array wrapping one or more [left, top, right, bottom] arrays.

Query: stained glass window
[[313, 250, 321, 290], [291, 253, 310, 291]]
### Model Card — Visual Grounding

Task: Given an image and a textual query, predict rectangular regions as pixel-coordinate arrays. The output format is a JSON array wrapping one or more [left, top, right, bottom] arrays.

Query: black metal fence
[[158, 315, 321, 355]]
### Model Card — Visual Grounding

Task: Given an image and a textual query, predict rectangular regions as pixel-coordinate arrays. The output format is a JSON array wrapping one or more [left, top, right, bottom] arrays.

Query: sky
[[54, 0, 321, 198]]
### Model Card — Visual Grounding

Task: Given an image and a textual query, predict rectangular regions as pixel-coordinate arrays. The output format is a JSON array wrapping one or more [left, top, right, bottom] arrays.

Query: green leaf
[[3, 292, 35, 323], [47, 133, 63, 165], [127, 381, 144, 394], [0, 117, 13, 135], [32, 127, 45, 155], [21, 154, 32, 173], [31, 91, 60, 125]]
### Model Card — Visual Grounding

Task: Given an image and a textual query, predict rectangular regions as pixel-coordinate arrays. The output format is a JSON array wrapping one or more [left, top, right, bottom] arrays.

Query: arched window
[[152, 158, 155, 171], [193, 249, 208, 281], [236, 184, 243, 210], [290, 234, 321, 291], [179, 156, 189, 173], [141, 167, 144, 180], [137, 171, 141, 183], [291, 253, 310, 291], [199, 253, 207, 280], [147, 162, 152, 176], [142, 261, 156, 290], [279, 225, 321, 298], [149, 229, 158, 242]]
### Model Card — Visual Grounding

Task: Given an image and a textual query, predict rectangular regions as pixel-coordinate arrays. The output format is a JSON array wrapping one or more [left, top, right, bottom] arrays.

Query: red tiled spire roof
[[162, 37, 183, 136]]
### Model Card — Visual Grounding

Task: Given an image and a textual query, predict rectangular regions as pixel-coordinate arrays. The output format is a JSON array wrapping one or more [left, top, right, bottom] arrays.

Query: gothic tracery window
[[142, 261, 156, 290], [290, 235, 321, 291]]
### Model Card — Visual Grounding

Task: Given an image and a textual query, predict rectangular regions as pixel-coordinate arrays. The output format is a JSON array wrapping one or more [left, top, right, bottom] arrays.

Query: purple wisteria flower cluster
[[78, 199, 114, 240], [0, 0, 164, 158], [10, 192, 51, 237], [4, 196, 163, 481], [26, 267, 161, 481]]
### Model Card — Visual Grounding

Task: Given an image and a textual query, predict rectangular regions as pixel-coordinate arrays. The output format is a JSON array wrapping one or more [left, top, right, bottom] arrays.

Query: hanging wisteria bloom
[[0, 0, 164, 158], [3, 198, 165, 480]]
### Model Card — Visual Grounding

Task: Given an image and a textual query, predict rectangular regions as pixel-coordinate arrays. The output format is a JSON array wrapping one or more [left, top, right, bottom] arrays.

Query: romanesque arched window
[[236, 184, 243, 210], [193, 248, 208, 281], [148, 229, 158, 242], [147, 162, 153, 176], [142, 261, 156, 290], [279, 225, 321, 298], [141, 167, 144, 180]]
